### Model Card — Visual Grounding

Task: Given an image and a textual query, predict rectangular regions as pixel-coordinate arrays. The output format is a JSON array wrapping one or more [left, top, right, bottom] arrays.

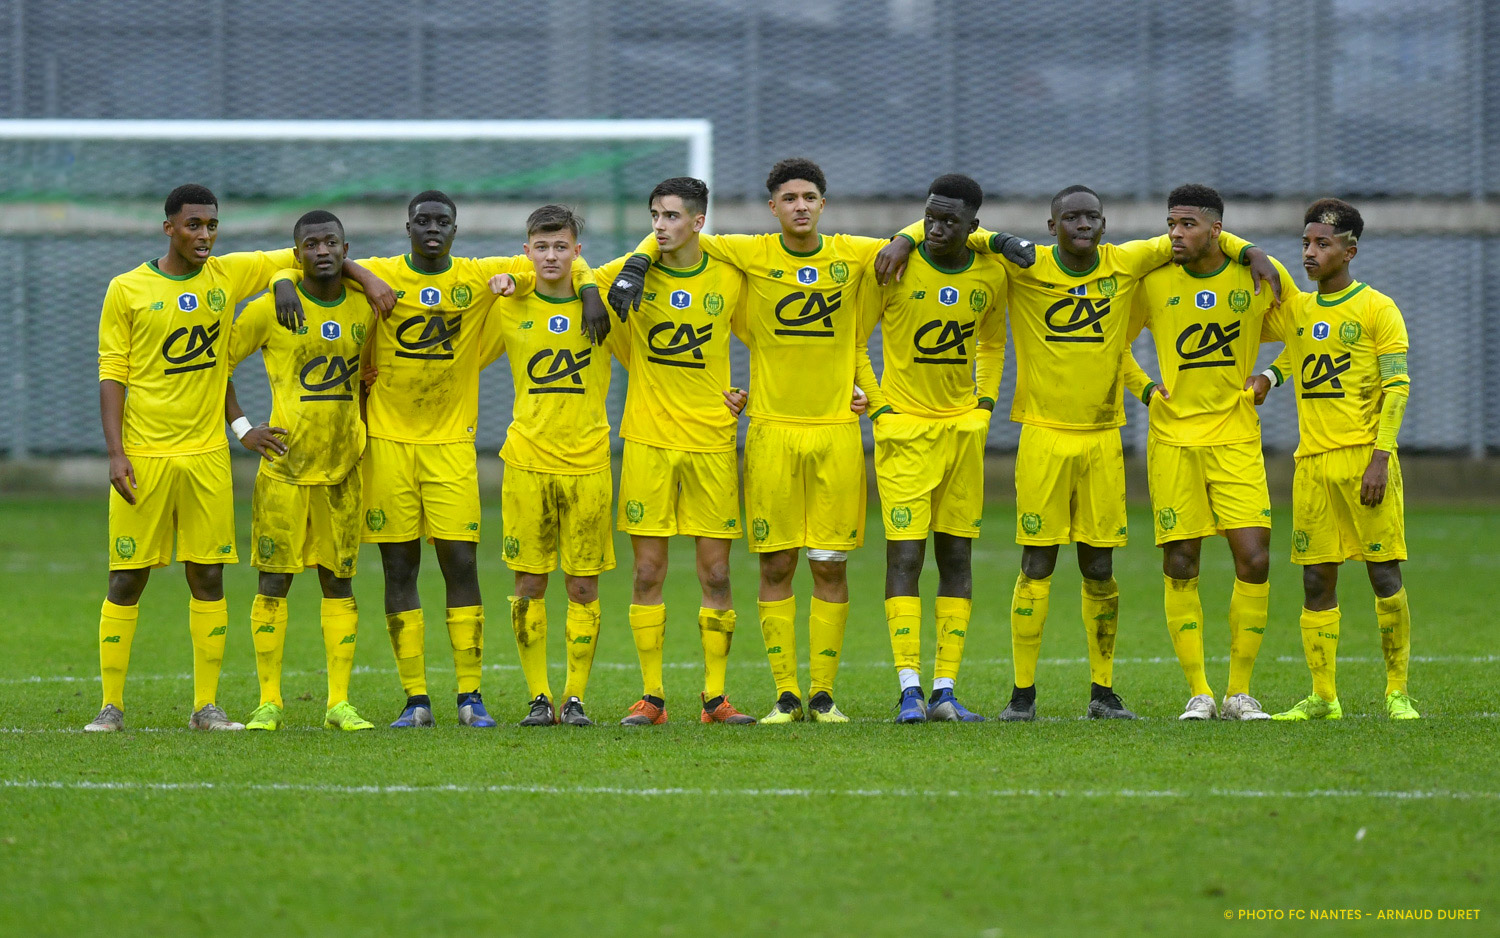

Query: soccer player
[[1122, 184, 1298, 721], [589, 178, 756, 726], [87, 184, 379, 733], [856, 174, 1007, 723], [478, 205, 614, 727], [272, 191, 605, 728], [879, 186, 1276, 720], [225, 210, 377, 731], [607, 158, 1027, 723], [1250, 199, 1418, 721]]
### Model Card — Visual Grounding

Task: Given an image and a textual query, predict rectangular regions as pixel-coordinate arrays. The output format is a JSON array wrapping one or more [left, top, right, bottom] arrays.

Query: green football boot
[[1271, 694, 1342, 721], [1385, 690, 1420, 720], [324, 701, 375, 731], [244, 702, 283, 731]]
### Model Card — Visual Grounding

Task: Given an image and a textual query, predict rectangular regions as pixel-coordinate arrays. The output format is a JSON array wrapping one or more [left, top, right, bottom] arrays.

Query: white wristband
[[1259, 368, 1281, 388], [230, 417, 254, 440]]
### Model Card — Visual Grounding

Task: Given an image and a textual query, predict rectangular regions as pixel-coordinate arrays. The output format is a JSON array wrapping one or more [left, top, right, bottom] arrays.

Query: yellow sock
[[249, 594, 289, 708], [446, 605, 484, 694], [934, 596, 972, 682], [1081, 577, 1119, 688], [885, 595, 922, 673], [510, 596, 551, 701], [1226, 578, 1270, 697], [808, 597, 848, 696], [758, 596, 800, 698], [1300, 606, 1341, 701], [564, 600, 601, 700], [321, 596, 358, 709], [386, 609, 427, 697], [1375, 588, 1411, 695], [188, 596, 229, 711], [98, 599, 139, 710], [1010, 574, 1050, 688], [698, 607, 735, 700], [1163, 576, 1211, 698], [628, 603, 666, 700]]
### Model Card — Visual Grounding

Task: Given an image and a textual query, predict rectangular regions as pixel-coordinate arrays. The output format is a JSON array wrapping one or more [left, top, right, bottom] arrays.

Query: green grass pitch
[[1, 494, 1496, 937]]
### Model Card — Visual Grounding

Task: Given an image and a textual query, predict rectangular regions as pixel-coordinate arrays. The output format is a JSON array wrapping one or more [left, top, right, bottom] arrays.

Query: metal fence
[[1, 0, 1496, 456]]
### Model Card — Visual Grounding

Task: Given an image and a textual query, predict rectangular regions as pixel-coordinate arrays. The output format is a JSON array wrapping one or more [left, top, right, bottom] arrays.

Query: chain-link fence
[[1, 0, 1495, 456]]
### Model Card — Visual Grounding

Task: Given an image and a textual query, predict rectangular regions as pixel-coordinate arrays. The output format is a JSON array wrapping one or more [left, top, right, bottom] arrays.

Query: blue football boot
[[895, 686, 928, 724], [927, 688, 986, 722]]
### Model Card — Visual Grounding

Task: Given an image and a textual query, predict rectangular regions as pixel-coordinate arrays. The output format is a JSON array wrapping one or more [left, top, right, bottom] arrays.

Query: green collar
[[917, 243, 974, 275], [778, 234, 824, 257], [403, 253, 453, 276], [1182, 254, 1232, 279], [535, 291, 579, 305], [147, 258, 203, 282], [1051, 244, 1101, 278], [297, 282, 347, 308], [654, 254, 708, 277], [1315, 281, 1367, 307]]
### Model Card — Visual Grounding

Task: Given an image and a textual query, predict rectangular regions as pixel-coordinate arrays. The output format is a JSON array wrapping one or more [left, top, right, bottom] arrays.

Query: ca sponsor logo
[[646, 321, 713, 369], [1299, 352, 1351, 400], [669, 290, 691, 309], [299, 355, 359, 402], [796, 266, 818, 284], [1020, 512, 1042, 535], [395, 314, 460, 360], [526, 347, 592, 394], [1174, 320, 1241, 369], [913, 319, 974, 365], [365, 508, 386, 532], [773, 290, 839, 337], [161, 322, 221, 375], [1043, 295, 1109, 343]]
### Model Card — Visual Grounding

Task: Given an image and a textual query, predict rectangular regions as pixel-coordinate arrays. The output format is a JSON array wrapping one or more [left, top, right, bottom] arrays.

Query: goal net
[[0, 119, 712, 457]]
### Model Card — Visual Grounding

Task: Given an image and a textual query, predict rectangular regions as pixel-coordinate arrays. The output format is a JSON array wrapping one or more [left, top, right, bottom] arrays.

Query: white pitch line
[[1, 778, 1495, 801], [4, 654, 1496, 687]]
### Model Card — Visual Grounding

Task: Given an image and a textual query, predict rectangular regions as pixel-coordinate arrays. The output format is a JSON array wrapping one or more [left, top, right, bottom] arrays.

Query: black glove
[[579, 288, 611, 346], [992, 232, 1036, 268], [606, 254, 651, 321]]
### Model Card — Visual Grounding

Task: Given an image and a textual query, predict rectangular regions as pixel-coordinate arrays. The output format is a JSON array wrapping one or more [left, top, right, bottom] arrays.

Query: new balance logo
[[1179, 621, 1198, 631], [395, 314, 460, 360], [208, 626, 227, 637], [646, 321, 713, 368], [572, 635, 593, 644], [339, 634, 356, 645], [894, 628, 911, 635], [766, 645, 782, 653], [1246, 626, 1266, 634], [1175, 321, 1241, 369], [161, 322, 221, 375], [255, 625, 276, 634], [818, 648, 838, 657], [102, 635, 121, 643], [1014, 608, 1033, 616], [949, 629, 966, 637]]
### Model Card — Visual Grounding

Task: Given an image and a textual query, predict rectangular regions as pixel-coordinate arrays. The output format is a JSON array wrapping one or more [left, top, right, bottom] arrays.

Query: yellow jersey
[[275, 253, 592, 445], [1273, 282, 1410, 458], [634, 231, 886, 425], [481, 280, 612, 474], [859, 244, 1008, 419], [228, 282, 376, 485], [596, 252, 747, 453], [98, 248, 297, 457], [896, 223, 1254, 429], [1124, 255, 1298, 445]]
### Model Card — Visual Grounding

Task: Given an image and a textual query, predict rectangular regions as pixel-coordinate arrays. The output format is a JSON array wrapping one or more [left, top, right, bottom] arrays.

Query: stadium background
[[1, 0, 1497, 464]]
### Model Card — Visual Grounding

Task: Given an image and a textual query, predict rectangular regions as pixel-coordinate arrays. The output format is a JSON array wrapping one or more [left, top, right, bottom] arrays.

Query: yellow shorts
[[742, 419, 865, 553], [1147, 437, 1271, 546], [874, 409, 989, 540], [1014, 424, 1127, 547], [501, 464, 616, 576], [250, 470, 362, 576], [361, 438, 480, 544], [1291, 445, 1406, 565], [618, 442, 741, 539], [108, 449, 237, 570]]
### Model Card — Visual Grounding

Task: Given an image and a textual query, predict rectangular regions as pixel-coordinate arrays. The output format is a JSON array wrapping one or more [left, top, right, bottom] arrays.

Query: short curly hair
[[1304, 197, 1363, 243], [766, 157, 826, 197]]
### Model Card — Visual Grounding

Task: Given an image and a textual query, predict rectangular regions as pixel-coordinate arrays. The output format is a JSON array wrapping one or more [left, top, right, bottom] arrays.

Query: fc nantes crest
[[704, 292, 724, 316], [830, 261, 850, 284], [1097, 276, 1118, 297], [968, 288, 988, 312], [452, 284, 474, 308], [206, 288, 227, 312], [1228, 289, 1251, 313]]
